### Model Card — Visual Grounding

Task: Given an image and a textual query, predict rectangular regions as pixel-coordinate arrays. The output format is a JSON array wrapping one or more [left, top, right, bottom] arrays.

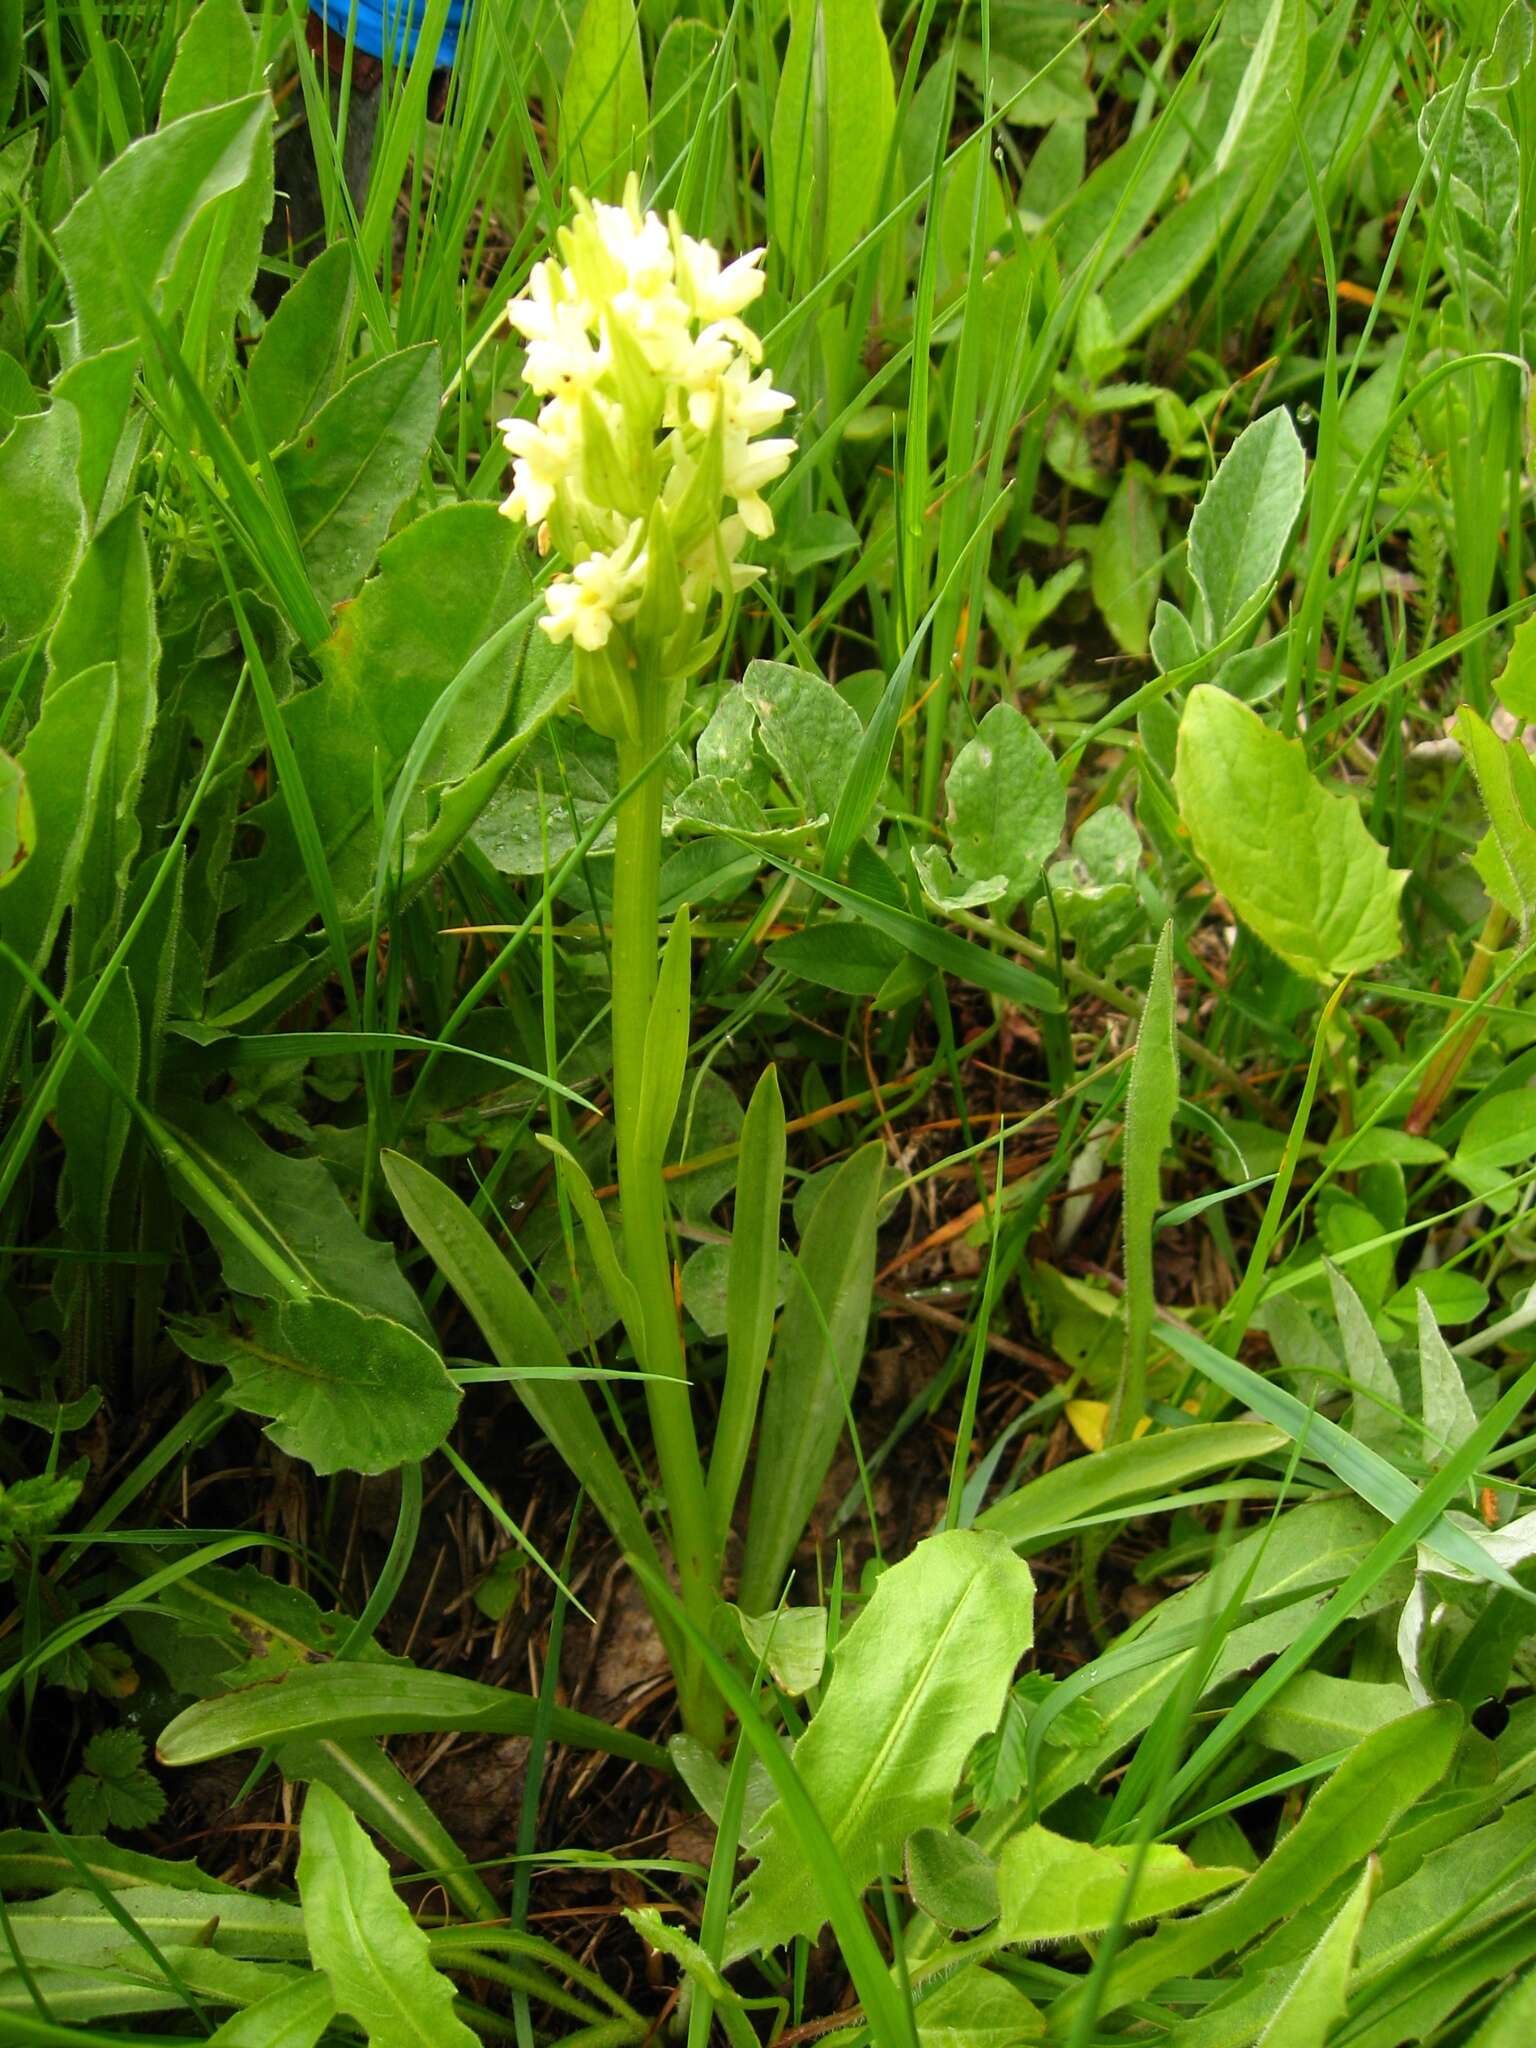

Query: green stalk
[[612, 695, 724, 1750]]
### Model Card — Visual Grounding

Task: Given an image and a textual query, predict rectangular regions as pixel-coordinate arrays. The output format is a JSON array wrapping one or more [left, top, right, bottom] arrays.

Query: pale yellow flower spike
[[499, 186, 795, 732]]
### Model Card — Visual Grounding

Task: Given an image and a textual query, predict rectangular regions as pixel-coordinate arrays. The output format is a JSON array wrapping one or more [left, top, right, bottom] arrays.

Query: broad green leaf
[[272, 342, 440, 611], [161, 0, 259, 125], [1492, 611, 1536, 724], [976, 1420, 1286, 1548], [1186, 409, 1306, 644], [154, 26, 272, 390], [0, 400, 85, 646], [733, 1604, 827, 1696], [918, 703, 1064, 913], [739, 1142, 884, 1610], [206, 1973, 335, 2048], [1031, 1500, 1397, 1814], [709, 1063, 787, 1537], [914, 1967, 1043, 2046], [1470, 1960, 1536, 2046], [47, 503, 159, 970], [5, 1884, 305, 1966], [1100, 1, 1305, 346], [743, 661, 863, 828], [0, 350, 31, 435], [244, 242, 356, 453], [0, 748, 33, 890], [994, 1825, 1244, 1946], [1252, 1671, 1415, 1762], [156, 1661, 667, 1772], [1047, 805, 1145, 968], [0, 1831, 236, 1896], [173, 1296, 460, 1476], [560, 0, 647, 198], [1352, 1795, 1536, 1995], [53, 343, 141, 526], [297, 1782, 478, 2048], [0, 0, 19, 130], [1174, 684, 1406, 981], [1417, 1292, 1479, 1466], [771, 0, 896, 277], [1071, 1706, 1461, 2021], [0, 663, 119, 1069], [1384, 1265, 1485, 1328], [165, 1104, 432, 1335], [1113, 922, 1177, 1437], [54, 93, 271, 362], [1255, 1858, 1374, 2048], [1450, 1089, 1536, 1205], [905, 1827, 1000, 1934], [729, 1528, 1035, 1957], [1327, 1260, 1402, 1451], [1458, 703, 1536, 924], [380, 1150, 672, 1610], [124, 1560, 493, 1917], [224, 502, 562, 951], [652, 18, 722, 184], [767, 919, 903, 993], [1092, 462, 1162, 657], [0, 1961, 236, 2024]]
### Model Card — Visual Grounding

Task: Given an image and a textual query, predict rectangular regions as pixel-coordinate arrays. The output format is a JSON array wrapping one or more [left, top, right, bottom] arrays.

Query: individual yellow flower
[[540, 524, 648, 652]]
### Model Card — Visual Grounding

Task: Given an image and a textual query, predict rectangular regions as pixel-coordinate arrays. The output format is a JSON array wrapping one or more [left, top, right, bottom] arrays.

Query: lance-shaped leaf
[[380, 1149, 674, 1644], [728, 1528, 1035, 1957], [1112, 921, 1178, 1438], [1062, 1704, 1460, 2022], [54, 94, 271, 362], [1458, 703, 1536, 925], [297, 1783, 478, 2048], [1187, 408, 1306, 645], [156, 1662, 666, 1772], [1255, 1857, 1375, 2048], [708, 1063, 787, 1537], [739, 1141, 884, 1610], [206, 1974, 335, 2047]]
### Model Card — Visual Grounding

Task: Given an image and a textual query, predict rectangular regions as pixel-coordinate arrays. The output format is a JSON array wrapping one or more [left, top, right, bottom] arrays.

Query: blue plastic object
[[309, 1, 467, 70]]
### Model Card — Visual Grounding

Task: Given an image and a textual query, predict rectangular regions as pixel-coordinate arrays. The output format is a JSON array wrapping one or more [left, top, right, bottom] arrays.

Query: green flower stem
[[612, 694, 724, 1750]]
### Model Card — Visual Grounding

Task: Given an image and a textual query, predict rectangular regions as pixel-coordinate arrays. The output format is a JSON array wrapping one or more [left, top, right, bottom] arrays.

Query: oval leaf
[[173, 1297, 459, 1476], [1174, 685, 1406, 982]]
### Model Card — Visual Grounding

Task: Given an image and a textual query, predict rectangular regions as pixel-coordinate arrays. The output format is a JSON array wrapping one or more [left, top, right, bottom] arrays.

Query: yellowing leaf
[[996, 1825, 1245, 1946]]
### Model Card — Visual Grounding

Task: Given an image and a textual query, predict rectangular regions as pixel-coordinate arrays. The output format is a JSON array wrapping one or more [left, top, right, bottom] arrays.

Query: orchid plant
[[496, 185, 796, 1741]]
